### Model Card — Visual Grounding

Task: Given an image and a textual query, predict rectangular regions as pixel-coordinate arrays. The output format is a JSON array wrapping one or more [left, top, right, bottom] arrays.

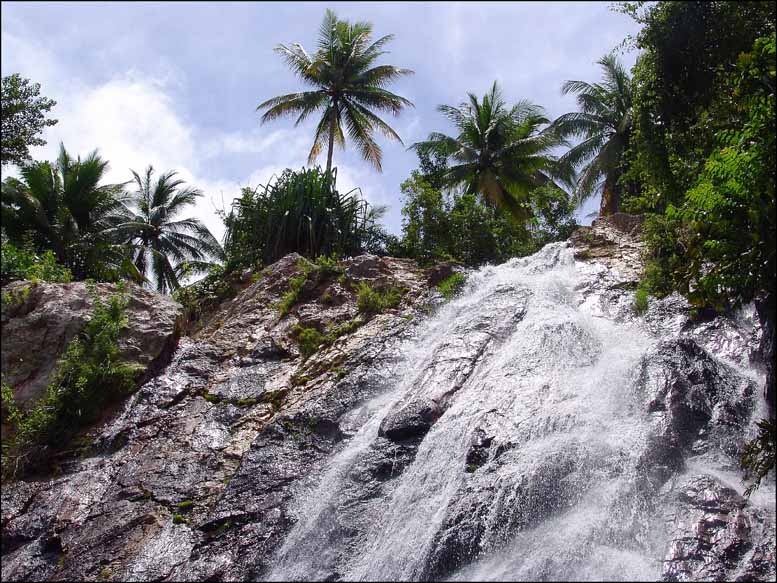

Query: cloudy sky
[[1, 1, 642, 241]]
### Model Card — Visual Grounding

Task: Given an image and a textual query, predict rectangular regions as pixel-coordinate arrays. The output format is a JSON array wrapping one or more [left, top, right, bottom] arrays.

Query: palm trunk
[[599, 173, 620, 216], [326, 99, 337, 175]]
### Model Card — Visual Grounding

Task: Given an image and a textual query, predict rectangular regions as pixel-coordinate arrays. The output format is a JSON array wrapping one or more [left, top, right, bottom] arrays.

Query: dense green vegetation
[[391, 151, 577, 267], [1, 73, 58, 167], [222, 167, 388, 273], [2, 144, 138, 282], [1, 285, 143, 479], [1, 144, 222, 291], [612, 1, 776, 492], [1, 241, 72, 285]]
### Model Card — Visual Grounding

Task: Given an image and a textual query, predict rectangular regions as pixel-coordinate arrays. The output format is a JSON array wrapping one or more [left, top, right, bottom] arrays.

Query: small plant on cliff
[[1, 381, 21, 426], [741, 418, 776, 497], [173, 263, 239, 331], [437, 272, 467, 301], [314, 254, 343, 278], [356, 282, 404, 316], [295, 326, 326, 359], [633, 281, 650, 315], [1, 284, 144, 479], [277, 272, 311, 317]]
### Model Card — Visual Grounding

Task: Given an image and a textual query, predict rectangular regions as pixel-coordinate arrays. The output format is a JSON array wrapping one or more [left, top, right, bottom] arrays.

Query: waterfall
[[265, 242, 773, 582]]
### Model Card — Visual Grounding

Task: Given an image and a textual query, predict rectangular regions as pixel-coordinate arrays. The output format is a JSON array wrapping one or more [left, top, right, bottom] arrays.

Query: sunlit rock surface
[[1, 280, 183, 407], [1, 220, 774, 582]]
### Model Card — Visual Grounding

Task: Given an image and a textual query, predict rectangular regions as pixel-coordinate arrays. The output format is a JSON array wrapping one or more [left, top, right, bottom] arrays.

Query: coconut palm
[[411, 81, 567, 222], [113, 166, 223, 293], [257, 9, 414, 173], [1, 143, 133, 279], [551, 54, 633, 216]]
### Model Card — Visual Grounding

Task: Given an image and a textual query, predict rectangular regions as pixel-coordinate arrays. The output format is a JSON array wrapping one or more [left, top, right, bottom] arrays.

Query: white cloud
[[2, 31, 326, 246]]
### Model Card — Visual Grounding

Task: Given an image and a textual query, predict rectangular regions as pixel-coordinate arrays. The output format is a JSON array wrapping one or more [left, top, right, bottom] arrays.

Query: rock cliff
[[1, 221, 774, 582]]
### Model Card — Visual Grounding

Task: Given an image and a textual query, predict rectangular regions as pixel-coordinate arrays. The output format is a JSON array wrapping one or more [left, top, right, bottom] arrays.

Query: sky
[[1, 1, 642, 242]]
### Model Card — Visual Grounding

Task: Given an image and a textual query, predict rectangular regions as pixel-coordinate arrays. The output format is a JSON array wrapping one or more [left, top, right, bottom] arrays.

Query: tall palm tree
[[257, 9, 414, 173], [551, 54, 633, 216], [113, 166, 223, 293], [412, 81, 567, 222], [1, 143, 132, 279]]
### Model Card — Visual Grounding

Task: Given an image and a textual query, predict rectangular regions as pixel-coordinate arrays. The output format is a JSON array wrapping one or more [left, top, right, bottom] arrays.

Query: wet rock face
[[1, 281, 183, 406], [0, 254, 432, 582], [662, 476, 776, 582], [2, 218, 775, 583]]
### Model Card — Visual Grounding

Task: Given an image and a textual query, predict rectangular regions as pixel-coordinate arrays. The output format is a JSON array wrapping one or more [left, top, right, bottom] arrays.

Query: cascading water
[[265, 242, 774, 582]]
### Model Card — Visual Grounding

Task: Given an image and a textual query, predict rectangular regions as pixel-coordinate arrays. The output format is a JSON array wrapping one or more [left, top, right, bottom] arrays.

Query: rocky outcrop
[[1, 281, 183, 406], [569, 212, 646, 282], [662, 475, 776, 581], [2, 220, 774, 582], [0, 254, 433, 582]]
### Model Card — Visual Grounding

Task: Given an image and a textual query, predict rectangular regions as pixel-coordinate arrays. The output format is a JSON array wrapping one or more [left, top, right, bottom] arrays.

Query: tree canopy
[[1, 74, 58, 168]]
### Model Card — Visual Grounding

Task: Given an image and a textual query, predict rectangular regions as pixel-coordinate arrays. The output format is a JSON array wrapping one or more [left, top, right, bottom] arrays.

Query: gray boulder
[[1, 281, 183, 406]]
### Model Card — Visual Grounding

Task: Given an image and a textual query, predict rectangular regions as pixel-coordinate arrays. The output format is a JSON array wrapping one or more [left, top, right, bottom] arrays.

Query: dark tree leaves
[[1, 74, 58, 167]]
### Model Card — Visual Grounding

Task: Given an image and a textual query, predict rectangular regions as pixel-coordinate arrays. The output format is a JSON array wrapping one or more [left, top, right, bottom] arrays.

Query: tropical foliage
[[412, 81, 566, 223], [1, 74, 58, 167], [551, 55, 633, 215], [258, 9, 413, 173], [395, 147, 576, 267], [1, 241, 72, 285], [1, 144, 135, 281], [222, 166, 388, 272], [111, 166, 223, 293]]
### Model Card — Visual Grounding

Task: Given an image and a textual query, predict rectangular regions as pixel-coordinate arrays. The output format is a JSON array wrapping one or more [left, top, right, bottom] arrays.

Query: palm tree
[[1, 143, 133, 279], [551, 54, 633, 216], [411, 81, 566, 222], [257, 9, 414, 173], [113, 166, 223, 293]]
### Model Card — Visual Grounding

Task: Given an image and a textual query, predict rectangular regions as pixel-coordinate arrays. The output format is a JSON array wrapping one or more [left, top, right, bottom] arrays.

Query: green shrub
[[1, 283, 33, 312], [296, 326, 326, 359], [172, 513, 189, 525], [1, 381, 21, 426], [1, 242, 72, 285], [277, 273, 309, 317], [1, 285, 143, 479], [741, 418, 776, 497], [314, 254, 343, 278], [437, 272, 467, 300], [356, 282, 404, 316], [634, 282, 650, 315], [327, 318, 363, 340], [172, 264, 239, 330]]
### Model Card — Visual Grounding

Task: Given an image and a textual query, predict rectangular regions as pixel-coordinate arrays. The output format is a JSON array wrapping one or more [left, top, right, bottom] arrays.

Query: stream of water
[[266, 243, 770, 581]]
